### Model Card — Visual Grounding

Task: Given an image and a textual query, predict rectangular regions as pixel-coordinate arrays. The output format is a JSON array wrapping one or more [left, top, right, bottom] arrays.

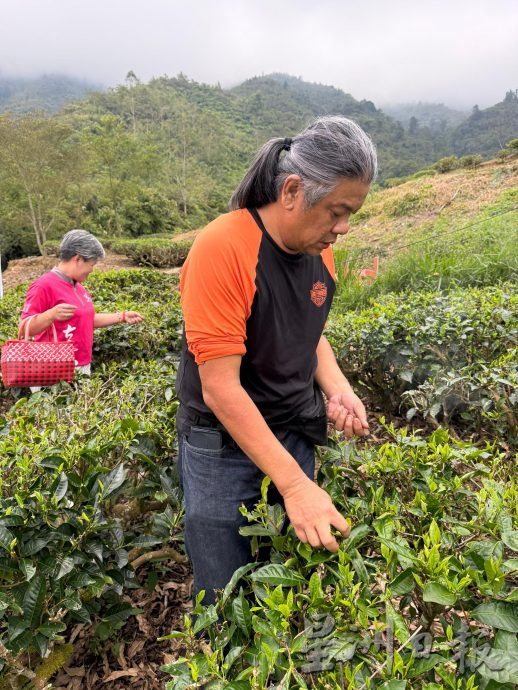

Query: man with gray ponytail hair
[[229, 116, 377, 210], [177, 116, 377, 606]]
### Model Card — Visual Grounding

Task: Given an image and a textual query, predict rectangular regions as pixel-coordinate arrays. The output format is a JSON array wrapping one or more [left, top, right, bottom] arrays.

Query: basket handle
[[19, 315, 58, 343]]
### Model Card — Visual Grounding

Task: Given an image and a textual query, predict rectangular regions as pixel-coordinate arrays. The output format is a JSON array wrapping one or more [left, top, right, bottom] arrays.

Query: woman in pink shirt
[[20, 229, 143, 376]]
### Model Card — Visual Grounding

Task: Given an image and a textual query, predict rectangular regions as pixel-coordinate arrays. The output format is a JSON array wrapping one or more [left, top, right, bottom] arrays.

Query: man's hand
[[282, 476, 350, 551], [327, 387, 369, 438]]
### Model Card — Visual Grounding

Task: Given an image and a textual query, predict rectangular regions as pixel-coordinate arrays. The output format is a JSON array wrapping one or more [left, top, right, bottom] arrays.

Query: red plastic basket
[[1, 316, 75, 388]]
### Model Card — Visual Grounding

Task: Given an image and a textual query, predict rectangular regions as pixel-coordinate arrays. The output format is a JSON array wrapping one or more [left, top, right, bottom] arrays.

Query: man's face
[[281, 177, 370, 256]]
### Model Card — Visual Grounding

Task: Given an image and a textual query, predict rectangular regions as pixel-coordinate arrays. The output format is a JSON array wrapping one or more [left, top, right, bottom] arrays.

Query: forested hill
[[380, 101, 467, 131], [1, 72, 517, 263], [452, 90, 518, 157], [2, 71, 516, 179], [78, 72, 517, 180], [0, 74, 101, 113], [74, 72, 448, 181]]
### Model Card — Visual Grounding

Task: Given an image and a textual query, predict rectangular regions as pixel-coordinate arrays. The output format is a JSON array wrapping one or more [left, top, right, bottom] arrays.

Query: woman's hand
[[123, 311, 144, 324], [50, 303, 77, 321]]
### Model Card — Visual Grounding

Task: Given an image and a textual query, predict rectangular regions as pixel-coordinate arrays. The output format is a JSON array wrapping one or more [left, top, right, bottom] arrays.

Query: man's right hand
[[50, 303, 77, 321], [282, 476, 350, 552]]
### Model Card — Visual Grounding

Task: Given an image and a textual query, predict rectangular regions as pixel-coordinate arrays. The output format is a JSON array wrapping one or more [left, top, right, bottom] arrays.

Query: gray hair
[[59, 229, 105, 262], [229, 116, 377, 210]]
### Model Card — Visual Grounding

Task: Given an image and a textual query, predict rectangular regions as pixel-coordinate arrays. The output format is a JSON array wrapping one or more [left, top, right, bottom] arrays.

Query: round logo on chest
[[310, 281, 327, 307]]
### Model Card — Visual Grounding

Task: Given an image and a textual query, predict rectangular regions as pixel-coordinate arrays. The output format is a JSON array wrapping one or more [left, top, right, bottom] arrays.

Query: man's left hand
[[327, 388, 369, 438]]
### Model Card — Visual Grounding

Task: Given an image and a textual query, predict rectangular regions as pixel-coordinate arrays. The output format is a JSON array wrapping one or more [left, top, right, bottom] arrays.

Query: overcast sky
[[0, 0, 517, 109]]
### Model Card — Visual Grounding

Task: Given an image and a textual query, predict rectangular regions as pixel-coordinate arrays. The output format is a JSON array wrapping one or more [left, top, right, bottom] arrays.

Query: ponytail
[[229, 116, 377, 211], [229, 138, 289, 210]]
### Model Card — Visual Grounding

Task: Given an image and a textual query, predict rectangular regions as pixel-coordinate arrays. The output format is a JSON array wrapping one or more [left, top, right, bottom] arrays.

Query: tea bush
[[109, 237, 193, 268], [403, 349, 517, 444], [163, 426, 518, 689], [0, 270, 183, 381], [0, 270, 185, 683], [0, 358, 183, 681], [88, 270, 183, 363], [1, 261, 516, 687], [326, 284, 517, 438], [433, 156, 459, 173]]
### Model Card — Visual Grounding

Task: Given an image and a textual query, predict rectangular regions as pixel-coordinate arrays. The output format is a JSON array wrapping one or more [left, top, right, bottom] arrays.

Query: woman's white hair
[[59, 229, 105, 261]]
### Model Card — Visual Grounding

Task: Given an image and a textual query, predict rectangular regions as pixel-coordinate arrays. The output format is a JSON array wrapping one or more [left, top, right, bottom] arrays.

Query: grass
[[333, 178, 518, 313]]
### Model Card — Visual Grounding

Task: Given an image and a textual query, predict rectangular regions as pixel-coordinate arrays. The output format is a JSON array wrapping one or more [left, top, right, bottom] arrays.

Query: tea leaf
[[476, 648, 518, 684], [101, 464, 126, 499], [388, 568, 416, 596], [23, 575, 46, 628], [19, 559, 36, 581], [380, 681, 407, 690], [501, 530, 518, 552], [53, 472, 68, 501], [249, 564, 305, 586], [494, 630, 518, 653], [0, 525, 14, 551], [192, 605, 218, 635], [232, 589, 251, 636], [407, 654, 446, 678], [423, 582, 457, 606], [472, 601, 518, 632]]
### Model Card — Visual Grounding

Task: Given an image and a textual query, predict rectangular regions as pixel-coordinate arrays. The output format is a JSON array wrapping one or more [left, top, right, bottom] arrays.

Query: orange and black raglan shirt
[[175, 208, 336, 445]]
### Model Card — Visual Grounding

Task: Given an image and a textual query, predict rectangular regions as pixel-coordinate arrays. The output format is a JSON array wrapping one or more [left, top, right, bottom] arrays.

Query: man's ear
[[280, 175, 303, 210]]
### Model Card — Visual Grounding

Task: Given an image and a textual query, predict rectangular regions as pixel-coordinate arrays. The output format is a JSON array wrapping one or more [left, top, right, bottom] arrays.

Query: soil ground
[[52, 561, 193, 690]]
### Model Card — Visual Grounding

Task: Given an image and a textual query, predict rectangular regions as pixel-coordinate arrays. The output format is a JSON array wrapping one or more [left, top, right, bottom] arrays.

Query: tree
[[471, 104, 481, 120], [83, 114, 162, 235], [125, 70, 141, 134], [158, 101, 217, 220], [0, 113, 84, 255], [408, 116, 419, 135]]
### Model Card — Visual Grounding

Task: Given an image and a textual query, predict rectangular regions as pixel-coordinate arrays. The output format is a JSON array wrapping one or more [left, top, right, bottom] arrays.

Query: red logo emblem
[[310, 281, 327, 307]]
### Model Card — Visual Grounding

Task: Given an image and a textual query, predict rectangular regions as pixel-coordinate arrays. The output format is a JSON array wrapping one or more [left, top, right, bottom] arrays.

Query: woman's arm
[[19, 304, 77, 337], [93, 311, 144, 328]]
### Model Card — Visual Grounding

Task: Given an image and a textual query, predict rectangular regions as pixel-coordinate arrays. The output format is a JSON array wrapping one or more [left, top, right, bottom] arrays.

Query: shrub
[[110, 237, 193, 268], [0, 225, 38, 262], [326, 283, 517, 437], [404, 348, 518, 443], [433, 156, 458, 173], [458, 154, 483, 169], [382, 176, 405, 188], [386, 187, 431, 218], [163, 427, 518, 689], [0, 258, 184, 681]]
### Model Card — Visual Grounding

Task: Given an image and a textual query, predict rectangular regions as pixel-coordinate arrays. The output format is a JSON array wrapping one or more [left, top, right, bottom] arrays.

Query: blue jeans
[[177, 430, 315, 606]]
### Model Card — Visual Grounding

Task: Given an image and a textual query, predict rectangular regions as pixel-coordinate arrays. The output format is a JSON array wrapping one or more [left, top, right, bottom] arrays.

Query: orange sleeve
[[322, 246, 336, 281], [180, 211, 262, 365]]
